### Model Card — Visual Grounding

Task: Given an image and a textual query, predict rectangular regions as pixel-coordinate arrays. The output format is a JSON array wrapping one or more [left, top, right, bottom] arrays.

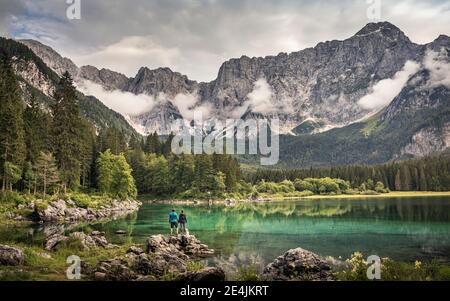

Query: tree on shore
[[34, 152, 60, 197], [97, 150, 137, 199], [52, 72, 83, 192]]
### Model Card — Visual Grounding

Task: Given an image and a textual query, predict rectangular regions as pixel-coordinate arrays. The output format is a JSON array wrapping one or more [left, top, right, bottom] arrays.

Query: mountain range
[[5, 21, 450, 167]]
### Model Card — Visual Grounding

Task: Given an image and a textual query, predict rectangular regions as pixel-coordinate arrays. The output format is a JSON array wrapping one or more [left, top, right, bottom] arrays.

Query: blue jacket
[[169, 212, 178, 223]]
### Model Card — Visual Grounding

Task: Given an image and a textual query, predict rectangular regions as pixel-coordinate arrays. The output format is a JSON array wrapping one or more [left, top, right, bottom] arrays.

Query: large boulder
[[95, 259, 137, 281], [261, 248, 335, 281], [0, 245, 25, 266], [136, 253, 187, 277], [147, 234, 214, 258], [176, 267, 226, 282]]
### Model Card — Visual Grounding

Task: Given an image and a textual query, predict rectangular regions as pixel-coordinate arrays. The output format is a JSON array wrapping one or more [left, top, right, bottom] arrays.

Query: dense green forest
[[246, 154, 450, 192], [0, 54, 242, 200]]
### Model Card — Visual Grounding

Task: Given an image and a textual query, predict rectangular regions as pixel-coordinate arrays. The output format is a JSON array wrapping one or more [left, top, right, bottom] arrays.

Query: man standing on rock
[[169, 209, 179, 235]]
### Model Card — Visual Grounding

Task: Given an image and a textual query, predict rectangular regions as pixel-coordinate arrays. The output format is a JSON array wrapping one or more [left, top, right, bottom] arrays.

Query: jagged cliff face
[[11, 56, 55, 97], [19, 39, 79, 78], [401, 123, 450, 157], [125, 67, 197, 96], [21, 22, 427, 135], [78, 65, 129, 91], [202, 23, 422, 125]]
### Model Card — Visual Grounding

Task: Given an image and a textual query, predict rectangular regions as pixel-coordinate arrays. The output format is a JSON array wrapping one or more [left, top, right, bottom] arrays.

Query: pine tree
[[146, 155, 169, 195], [129, 134, 142, 151], [170, 154, 195, 192], [23, 161, 35, 194], [52, 72, 83, 192], [144, 132, 161, 154], [24, 93, 51, 163], [0, 57, 26, 191], [161, 133, 175, 156], [98, 127, 127, 155], [193, 155, 216, 193], [79, 118, 96, 188], [34, 152, 60, 197]]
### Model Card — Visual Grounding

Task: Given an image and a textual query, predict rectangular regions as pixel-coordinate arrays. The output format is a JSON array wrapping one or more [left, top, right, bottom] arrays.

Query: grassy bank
[[301, 191, 450, 200], [0, 242, 134, 281]]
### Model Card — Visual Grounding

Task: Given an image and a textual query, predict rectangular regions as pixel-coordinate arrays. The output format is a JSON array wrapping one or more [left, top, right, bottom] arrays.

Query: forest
[[246, 154, 450, 192]]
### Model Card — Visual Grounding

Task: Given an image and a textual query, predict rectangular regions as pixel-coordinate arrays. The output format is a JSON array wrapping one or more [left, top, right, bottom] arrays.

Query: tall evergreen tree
[[144, 132, 161, 154], [52, 72, 83, 192], [34, 152, 60, 197], [193, 155, 216, 193], [0, 57, 26, 190], [98, 127, 127, 155], [24, 92, 51, 163]]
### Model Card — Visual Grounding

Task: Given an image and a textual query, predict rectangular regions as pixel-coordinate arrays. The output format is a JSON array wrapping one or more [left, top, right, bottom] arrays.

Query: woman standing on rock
[[178, 210, 188, 234]]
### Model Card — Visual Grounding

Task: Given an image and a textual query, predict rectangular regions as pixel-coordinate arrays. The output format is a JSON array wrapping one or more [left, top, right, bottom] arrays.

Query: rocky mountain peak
[[19, 39, 79, 77], [125, 66, 197, 96], [355, 21, 404, 37], [78, 65, 129, 91], [428, 34, 450, 51]]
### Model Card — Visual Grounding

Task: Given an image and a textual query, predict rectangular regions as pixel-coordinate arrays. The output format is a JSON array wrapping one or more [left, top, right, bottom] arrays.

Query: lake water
[[2, 197, 450, 269]]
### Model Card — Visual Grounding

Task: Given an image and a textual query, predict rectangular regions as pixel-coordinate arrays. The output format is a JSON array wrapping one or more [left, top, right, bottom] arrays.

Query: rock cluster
[[36, 199, 141, 223], [0, 245, 26, 266], [261, 248, 336, 281], [92, 234, 223, 281], [147, 234, 215, 258], [45, 231, 115, 251]]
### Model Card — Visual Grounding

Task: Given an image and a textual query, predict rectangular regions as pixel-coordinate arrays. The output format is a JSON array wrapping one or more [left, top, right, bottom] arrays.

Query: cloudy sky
[[1, 0, 449, 82]]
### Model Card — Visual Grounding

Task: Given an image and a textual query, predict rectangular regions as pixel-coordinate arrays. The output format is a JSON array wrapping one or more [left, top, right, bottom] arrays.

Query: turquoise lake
[[2, 197, 449, 268]]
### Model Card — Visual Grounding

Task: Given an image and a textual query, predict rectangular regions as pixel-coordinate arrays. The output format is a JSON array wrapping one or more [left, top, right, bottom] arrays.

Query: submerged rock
[[44, 234, 69, 251], [261, 248, 335, 281], [0, 245, 25, 266], [44, 231, 114, 251]]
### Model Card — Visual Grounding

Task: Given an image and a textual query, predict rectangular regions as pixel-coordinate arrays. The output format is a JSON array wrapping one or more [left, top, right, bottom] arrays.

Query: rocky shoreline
[[1, 231, 343, 281], [35, 199, 142, 223]]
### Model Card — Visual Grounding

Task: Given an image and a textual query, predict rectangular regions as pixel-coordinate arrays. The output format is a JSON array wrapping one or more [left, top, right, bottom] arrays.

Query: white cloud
[[246, 78, 277, 114], [358, 60, 421, 110], [172, 92, 214, 120], [230, 78, 294, 118], [4, 0, 450, 82], [424, 49, 450, 89], [77, 80, 158, 116], [74, 36, 181, 78]]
